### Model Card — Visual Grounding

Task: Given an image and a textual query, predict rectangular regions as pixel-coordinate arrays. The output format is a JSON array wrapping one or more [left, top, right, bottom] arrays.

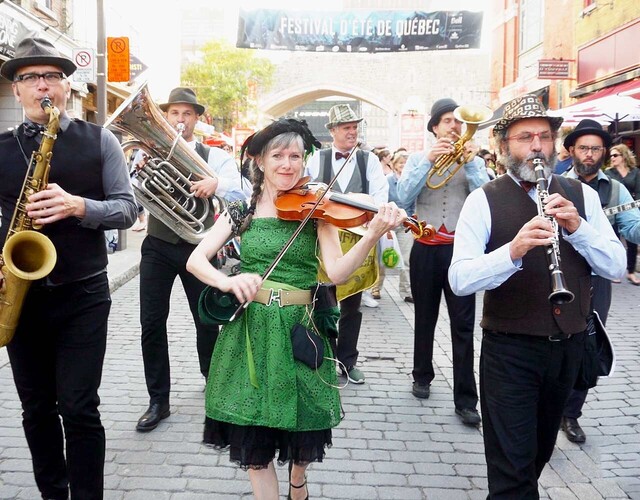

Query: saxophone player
[[0, 36, 137, 500], [448, 94, 625, 498]]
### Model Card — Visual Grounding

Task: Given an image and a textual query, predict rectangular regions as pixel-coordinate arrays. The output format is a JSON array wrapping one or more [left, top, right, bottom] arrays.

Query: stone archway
[[260, 82, 391, 117]]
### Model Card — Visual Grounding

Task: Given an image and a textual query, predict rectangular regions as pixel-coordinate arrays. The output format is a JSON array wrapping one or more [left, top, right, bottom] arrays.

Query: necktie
[[520, 181, 536, 192], [23, 122, 45, 138], [335, 151, 350, 161]]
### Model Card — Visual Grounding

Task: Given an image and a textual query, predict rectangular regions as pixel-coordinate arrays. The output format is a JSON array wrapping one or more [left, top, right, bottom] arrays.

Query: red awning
[[576, 79, 640, 104]]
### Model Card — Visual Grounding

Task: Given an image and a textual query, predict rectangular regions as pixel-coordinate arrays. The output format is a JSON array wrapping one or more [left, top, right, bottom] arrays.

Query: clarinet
[[533, 158, 575, 305]]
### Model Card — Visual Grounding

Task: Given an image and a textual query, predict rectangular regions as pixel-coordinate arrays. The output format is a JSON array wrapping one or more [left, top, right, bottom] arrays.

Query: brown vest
[[481, 175, 592, 336]]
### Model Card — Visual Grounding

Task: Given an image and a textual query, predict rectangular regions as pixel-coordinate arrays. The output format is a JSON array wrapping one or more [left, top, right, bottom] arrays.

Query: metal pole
[[96, 0, 107, 126]]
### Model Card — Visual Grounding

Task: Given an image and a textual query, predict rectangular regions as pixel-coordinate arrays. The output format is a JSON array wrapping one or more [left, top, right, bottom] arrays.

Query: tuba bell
[[104, 82, 224, 244], [426, 104, 493, 190]]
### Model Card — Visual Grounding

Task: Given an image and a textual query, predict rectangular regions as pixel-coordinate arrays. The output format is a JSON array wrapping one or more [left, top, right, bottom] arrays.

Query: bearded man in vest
[[396, 97, 489, 426], [448, 94, 626, 498], [559, 119, 640, 444], [136, 87, 247, 432], [305, 104, 389, 384]]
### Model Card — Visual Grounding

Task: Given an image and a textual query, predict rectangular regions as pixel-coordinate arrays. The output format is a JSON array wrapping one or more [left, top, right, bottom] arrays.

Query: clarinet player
[[448, 94, 625, 498], [0, 36, 137, 499]]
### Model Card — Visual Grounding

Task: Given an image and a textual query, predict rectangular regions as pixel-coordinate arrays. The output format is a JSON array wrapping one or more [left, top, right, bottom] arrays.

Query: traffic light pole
[[96, 0, 107, 127]]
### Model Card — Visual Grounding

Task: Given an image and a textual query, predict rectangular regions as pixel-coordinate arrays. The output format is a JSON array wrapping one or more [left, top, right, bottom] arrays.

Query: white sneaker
[[361, 291, 379, 308]]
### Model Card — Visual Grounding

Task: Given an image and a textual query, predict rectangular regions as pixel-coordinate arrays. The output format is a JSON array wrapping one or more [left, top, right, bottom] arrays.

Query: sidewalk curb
[[108, 263, 140, 294]]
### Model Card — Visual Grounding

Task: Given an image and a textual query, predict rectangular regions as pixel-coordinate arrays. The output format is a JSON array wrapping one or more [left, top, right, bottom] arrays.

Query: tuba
[[0, 97, 59, 347], [426, 104, 493, 190], [104, 82, 224, 244]]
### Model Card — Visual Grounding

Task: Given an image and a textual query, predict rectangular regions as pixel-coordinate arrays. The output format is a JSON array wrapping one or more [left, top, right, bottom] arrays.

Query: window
[[519, 0, 544, 53]]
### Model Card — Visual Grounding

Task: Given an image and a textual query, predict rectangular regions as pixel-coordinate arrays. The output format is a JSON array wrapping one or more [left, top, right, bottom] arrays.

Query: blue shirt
[[565, 168, 640, 245], [448, 172, 626, 295], [386, 172, 414, 212], [396, 153, 489, 209]]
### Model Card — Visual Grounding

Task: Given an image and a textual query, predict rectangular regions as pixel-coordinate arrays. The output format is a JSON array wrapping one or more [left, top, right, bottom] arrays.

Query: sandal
[[627, 274, 640, 286], [287, 461, 309, 500]]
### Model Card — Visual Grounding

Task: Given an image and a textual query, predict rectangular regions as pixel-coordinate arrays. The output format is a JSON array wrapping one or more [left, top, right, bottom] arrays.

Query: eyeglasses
[[505, 131, 554, 144], [610, 153, 621, 158], [575, 145, 605, 154], [14, 72, 65, 86]]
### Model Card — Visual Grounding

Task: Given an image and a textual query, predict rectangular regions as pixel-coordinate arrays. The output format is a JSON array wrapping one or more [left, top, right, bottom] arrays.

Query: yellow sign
[[107, 37, 130, 82], [318, 227, 378, 301]]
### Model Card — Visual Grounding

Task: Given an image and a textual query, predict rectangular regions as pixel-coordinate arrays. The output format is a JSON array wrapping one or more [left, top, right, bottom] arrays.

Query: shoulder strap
[[356, 150, 369, 194]]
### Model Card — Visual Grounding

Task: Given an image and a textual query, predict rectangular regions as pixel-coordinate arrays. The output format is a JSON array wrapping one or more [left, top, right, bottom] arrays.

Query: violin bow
[[228, 143, 362, 322]]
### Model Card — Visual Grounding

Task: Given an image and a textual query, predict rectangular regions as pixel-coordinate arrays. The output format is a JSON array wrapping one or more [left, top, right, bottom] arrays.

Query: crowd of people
[[1, 33, 638, 500]]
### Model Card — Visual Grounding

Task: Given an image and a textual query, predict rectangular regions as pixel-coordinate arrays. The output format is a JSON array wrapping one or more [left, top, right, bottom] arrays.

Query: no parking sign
[[72, 48, 95, 83]]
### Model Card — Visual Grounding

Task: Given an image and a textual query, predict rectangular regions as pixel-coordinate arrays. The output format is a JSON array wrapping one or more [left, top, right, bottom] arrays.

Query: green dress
[[205, 217, 341, 432]]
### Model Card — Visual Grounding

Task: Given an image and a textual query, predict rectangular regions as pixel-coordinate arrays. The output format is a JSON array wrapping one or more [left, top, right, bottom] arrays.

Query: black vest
[[147, 142, 211, 245], [317, 149, 369, 194], [0, 120, 106, 284], [481, 175, 592, 335]]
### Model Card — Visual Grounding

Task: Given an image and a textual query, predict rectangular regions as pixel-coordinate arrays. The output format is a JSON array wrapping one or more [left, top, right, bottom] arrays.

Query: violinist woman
[[186, 118, 404, 500]]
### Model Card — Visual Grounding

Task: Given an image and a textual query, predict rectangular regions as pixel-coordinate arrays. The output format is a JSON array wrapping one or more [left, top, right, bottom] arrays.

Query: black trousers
[[330, 291, 362, 370], [139, 235, 219, 405], [627, 241, 638, 273], [7, 273, 111, 500], [481, 330, 583, 498], [410, 242, 478, 410], [564, 275, 612, 419]]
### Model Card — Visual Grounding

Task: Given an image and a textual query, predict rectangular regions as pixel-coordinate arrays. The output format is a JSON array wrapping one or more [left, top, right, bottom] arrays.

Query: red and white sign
[[72, 48, 95, 83]]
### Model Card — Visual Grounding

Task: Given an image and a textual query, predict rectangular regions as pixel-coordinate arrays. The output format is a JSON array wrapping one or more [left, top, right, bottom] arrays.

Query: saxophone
[[0, 97, 59, 347]]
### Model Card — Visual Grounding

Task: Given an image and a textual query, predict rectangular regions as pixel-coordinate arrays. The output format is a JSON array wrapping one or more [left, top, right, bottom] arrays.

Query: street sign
[[129, 54, 148, 81], [107, 37, 130, 82], [538, 59, 571, 80], [72, 48, 95, 83]]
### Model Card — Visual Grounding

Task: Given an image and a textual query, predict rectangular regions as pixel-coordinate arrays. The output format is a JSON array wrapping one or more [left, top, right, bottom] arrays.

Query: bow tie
[[335, 151, 350, 161], [520, 181, 537, 192], [22, 122, 45, 138]]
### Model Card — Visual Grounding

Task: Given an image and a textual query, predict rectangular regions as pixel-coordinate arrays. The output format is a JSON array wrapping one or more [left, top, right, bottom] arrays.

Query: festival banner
[[237, 9, 483, 53]]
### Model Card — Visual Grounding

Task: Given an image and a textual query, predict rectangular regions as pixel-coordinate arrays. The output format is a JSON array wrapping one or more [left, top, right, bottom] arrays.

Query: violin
[[275, 178, 435, 239]]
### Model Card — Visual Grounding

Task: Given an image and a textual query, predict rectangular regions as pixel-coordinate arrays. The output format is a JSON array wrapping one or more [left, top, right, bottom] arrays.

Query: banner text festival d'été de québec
[[237, 9, 483, 53]]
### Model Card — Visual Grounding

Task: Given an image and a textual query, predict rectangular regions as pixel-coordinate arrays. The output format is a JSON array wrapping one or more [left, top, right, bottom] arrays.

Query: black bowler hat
[[159, 87, 205, 115], [1, 35, 77, 81], [563, 118, 612, 150], [427, 98, 459, 134]]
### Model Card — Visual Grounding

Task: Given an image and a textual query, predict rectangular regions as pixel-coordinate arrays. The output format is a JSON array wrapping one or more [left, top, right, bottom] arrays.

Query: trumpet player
[[0, 36, 137, 499], [448, 94, 625, 498], [396, 97, 489, 426]]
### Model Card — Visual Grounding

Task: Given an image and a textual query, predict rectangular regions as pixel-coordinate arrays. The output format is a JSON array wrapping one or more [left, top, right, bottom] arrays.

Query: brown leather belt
[[253, 288, 312, 307]]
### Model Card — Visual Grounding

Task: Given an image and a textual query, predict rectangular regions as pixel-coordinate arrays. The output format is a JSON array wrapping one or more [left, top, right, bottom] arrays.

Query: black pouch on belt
[[310, 283, 339, 339], [291, 323, 324, 369]]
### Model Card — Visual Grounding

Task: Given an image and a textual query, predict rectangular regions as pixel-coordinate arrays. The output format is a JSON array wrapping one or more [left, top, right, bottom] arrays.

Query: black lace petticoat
[[203, 417, 333, 470]]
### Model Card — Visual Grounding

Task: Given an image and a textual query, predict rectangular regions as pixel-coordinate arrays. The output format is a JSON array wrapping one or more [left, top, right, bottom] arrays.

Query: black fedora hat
[[427, 98, 458, 134], [159, 87, 205, 115], [563, 118, 612, 150], [1, 35, 77, 81]]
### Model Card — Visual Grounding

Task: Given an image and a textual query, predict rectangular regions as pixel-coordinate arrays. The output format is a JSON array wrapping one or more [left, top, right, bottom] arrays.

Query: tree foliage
[[181, 39, 274, 133]]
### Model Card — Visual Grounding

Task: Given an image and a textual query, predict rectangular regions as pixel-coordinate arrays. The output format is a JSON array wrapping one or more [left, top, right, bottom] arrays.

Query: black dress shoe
[[562, 417, 586, 443], [412, 381, 430, 399], [136, 402, 170, 432], [456, 407, 481, 426]]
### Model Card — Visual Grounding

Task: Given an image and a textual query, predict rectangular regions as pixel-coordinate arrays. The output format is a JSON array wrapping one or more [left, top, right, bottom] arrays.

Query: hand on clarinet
[[509, 216, 555, 261], [542, 193, 581, 234]]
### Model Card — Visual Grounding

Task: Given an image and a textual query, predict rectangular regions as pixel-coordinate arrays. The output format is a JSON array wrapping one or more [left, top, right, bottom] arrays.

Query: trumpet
[[427, 104, 493, 190], [533, 158, 574, 305]]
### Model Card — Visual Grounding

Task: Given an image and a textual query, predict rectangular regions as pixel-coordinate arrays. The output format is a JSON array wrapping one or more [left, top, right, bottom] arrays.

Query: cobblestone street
[[1, 268, 639, 499]]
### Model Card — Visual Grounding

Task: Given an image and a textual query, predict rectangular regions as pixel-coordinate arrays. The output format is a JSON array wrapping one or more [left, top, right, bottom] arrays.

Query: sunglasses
[[610, 153, 621, 158]]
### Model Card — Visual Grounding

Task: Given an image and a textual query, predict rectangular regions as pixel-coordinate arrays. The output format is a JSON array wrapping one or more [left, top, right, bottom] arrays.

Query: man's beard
[[573, 156, 604, 178], [505, 149, 557, 182]]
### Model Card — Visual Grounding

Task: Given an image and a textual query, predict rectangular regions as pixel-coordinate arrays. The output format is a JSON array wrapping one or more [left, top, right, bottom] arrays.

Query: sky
[[104, 0, 490, 100]]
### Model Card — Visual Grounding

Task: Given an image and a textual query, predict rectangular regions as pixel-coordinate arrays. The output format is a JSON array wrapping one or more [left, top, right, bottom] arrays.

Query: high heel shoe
[[287, 461, 309, 500]]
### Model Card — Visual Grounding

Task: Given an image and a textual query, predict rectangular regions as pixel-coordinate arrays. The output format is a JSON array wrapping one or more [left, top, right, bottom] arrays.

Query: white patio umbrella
[[548, 94, 640, 130]]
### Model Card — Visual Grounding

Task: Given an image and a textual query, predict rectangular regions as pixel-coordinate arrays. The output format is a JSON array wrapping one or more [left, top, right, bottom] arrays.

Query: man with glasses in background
[[0, 35, 137, 499], [560, 119, 640, 444]]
